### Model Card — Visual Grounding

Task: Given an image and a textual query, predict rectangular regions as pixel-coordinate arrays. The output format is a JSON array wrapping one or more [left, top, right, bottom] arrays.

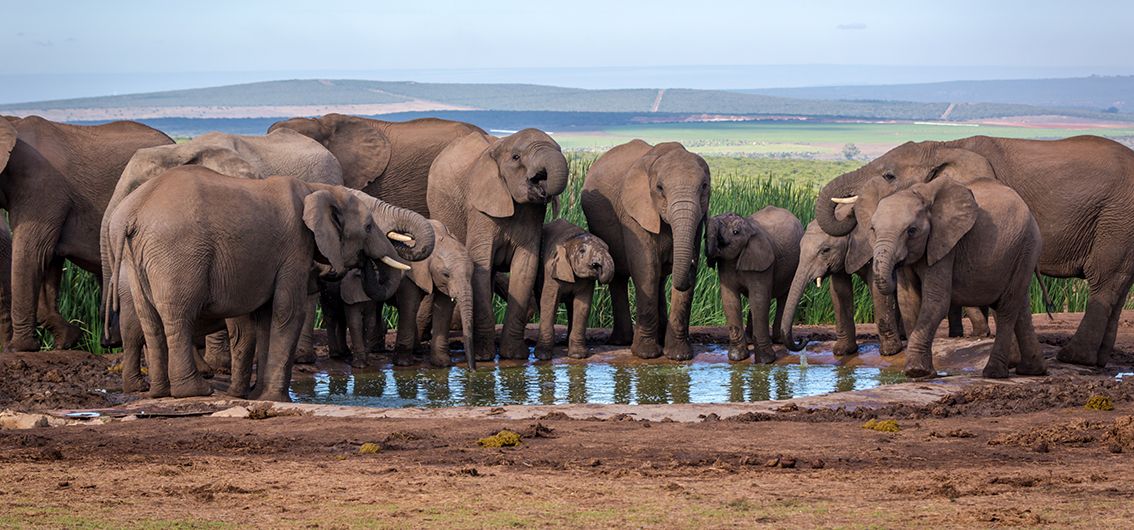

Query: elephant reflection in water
[[566, 365, 588, 404], [728, 366, 773, 402], [457, 369, 498, 407], [537, 366, 557, 405], [834, 366, 858, 393], [612, 366, 633, 404], [498, 366, 532, 404], [636, 367, 693, 404]]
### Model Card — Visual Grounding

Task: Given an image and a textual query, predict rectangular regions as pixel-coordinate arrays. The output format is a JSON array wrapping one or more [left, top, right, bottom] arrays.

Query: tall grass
[[43, 154, 1124, 352]]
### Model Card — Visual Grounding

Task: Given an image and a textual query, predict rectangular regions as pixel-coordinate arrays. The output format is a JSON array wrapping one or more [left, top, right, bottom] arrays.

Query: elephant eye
[[883, 172, 896, 182], [511, 154, 520, 161], [820, 247, 830, 254], [442, 271, 451, 278], [731, 229, 739, 235], [365, 223, 373, 234], [656, 183, 663, 192], [907, 226, 917, 236]]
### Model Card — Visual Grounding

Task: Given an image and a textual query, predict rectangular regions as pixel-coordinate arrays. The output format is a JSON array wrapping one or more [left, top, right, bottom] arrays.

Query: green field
[[555, 121, 1134, 158]]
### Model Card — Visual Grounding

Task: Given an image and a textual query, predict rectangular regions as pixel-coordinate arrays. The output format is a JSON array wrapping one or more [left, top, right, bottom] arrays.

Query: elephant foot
[[428, 351, 452, 368], [754, 346, 777, 365], [473, 336, 497, 362], [727, 343, 751, 362], [904, 353, 936, 379], [349, 352, 371, 369], [534, 343, 554, 361], [328, 347, 349, 360], [1056, 345, 1098, 367], [121, 375, 149, 394], [1015, 359, 1048, 377], [879, 336, 903, 357], [293, 351, 317, 365], [147, 385, 171, 399], [393, 350, 416, 367], [567, 340, 589, 359], [9, 334, 40, 353], [253, 390, 292, 403], [631, 335, 662, 359], [170, 376, 213, 398], [981, 361, 1010, 379], [499, 338, 530, 360], [607, 328, 633, 346], [663, 340, 694, 362], [832, 339, 859, 357]]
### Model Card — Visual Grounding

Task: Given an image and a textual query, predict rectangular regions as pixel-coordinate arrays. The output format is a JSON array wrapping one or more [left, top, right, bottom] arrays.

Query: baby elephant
[[535, 220, 614, 360], [871, 177, 1046, 379], [393, 220, 476, 369], [706, 207, 803, 363]]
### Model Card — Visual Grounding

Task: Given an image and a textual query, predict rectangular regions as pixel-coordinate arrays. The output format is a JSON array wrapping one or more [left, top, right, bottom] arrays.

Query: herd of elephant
[[2, 113, 1133, 402]]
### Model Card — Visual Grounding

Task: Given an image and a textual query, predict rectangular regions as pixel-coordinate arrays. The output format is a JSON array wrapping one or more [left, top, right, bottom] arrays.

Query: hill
[[4, 78, 1129, 123], [738, 75, 1134, 113]]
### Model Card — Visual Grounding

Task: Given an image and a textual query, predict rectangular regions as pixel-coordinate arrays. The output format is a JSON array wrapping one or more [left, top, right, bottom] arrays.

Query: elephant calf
[[534, 220, 614, 360], [706, 208, 803, 363], [870, 177, 1046, 379], [392, 220, 476, 369]]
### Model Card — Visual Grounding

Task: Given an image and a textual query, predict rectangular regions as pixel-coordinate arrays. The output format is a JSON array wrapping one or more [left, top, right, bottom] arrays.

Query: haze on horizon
[[1, 0, 1131, 103]]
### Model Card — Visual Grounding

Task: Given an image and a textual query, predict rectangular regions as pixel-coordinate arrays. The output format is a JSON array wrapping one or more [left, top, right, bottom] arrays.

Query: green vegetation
[[44, 152, 1126, 353]]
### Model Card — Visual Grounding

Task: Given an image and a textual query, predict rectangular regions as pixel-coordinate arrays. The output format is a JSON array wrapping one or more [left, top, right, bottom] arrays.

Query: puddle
[[290, 347, 906, 408]]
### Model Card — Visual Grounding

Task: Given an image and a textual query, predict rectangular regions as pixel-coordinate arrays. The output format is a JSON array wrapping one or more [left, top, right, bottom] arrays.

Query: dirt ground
[[2, 313, 1134, 528]]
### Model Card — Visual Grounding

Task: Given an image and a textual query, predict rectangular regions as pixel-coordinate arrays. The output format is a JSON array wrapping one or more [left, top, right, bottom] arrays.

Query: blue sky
[[1, 0, 1131, 102]]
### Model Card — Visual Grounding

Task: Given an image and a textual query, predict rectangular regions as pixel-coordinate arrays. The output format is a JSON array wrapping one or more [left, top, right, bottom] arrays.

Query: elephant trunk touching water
[[780, 266, 814, 352]]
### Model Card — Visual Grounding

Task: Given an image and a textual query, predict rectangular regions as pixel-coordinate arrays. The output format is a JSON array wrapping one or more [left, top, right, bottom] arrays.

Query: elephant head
[[553, 232, 615, 285], [780, 221, 859, 351], [467, 129, 569, 217], [705, 213, 775, 272], [269, 113, 391, 190], [625, 143, 710, 292], [815, 141, 996, 239], [870, 178, 978, 295], [406, 220, 476, 370]]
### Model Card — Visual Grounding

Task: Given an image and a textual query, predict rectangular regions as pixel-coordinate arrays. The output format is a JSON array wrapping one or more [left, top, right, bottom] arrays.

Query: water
[[289, 348, 906, 408]]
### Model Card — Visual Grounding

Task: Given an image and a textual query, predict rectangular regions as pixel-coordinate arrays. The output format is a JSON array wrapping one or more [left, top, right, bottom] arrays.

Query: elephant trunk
[[454, 285, 477, 371], [597, 252, 615, 284], [669, 199, 702, 292], [816, 168, 865, 236], [361, 259, 404, 302], [781, 264, 816, 352], [537, 146, 570, 201], [374, 200, 435, 261], [872, 243, 898, 296]]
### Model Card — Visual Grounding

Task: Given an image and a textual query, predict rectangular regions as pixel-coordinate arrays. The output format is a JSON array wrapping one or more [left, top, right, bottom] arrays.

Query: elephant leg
[[831, 273, 859, 356], [468, 234, 498, 362], [416, 293, 434, 343], [394, 284, 423, 366], [161, 313, 213, 399], [608, 275, 633, 345], [8, 224, 59, 352], [428, 295, 455, 367], [656, 279, 669, 347], [983, 304, 1024, 379], [204, 330, 232, 374], [118, 293, 147, 393], [251, 275, 306, 403], [967, 306, 992, 337], [126, 268, 170, 398], [500, 243, 540, 360], [896, 268, 921, 341], [1097, 297, 1127, 368], [346, 302, 368, 368], [863, 269, 902, 356], [1013, 311, 1047, 376], [627, 236, 662, 359], [663, 276, 696, 362], [903, 266, 951, 379], [567, 287, 593, 359], [38, 260, 81, 350], [947, 305, 964, 338], [535, 280, 559, 361], [720, 279, 749, 362], [1059, 251, 1134, 366], [747, 284, 775, 364], [226, 314, 260, 398], [364, 302, 385, 353], [321, 288, 349, 360], [293, 293, 318, 364], [771, 294, 786, 344]]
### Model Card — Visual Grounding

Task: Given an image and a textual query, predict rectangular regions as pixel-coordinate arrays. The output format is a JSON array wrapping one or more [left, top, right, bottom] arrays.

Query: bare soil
[[2, 312, 1133, 528]]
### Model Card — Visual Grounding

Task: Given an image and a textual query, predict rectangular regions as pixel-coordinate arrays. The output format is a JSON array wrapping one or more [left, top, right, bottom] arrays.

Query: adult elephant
[[582, 140, 710, 361], [268, 114, 484, 216], [99, 128, 344, 363], [427, 129, 568, 361], [0, 116, 173, 352], [813, 136, 1134, 367]]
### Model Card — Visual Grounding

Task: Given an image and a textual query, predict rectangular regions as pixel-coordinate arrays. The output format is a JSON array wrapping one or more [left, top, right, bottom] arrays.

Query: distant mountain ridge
[[2, 78, 1129, 123], [738, 75, 1134, 112]]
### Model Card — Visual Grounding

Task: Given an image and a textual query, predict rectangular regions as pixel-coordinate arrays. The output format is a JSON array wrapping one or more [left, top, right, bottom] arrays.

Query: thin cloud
[[836, 23, 867, 30]]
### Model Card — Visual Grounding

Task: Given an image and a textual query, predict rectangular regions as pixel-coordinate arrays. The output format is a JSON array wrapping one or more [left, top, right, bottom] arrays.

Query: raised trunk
[[669, 200, 701, 292], [780, 265, 814, 351], [537, 146, 570, 201], [374, 200, 435, 261], [816, 169, 865, 236]]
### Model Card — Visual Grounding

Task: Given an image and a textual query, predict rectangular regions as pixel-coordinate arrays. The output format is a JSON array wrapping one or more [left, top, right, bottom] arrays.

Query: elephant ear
[[189, 146, 259, 180], [923, 179, 978, 266], [620, 147, 666, 234], [339, 270, 371, 304], [552, 245, 576, 283], [0, 118, 17, 173], [844, 226, 873, 273], [738, 228, 776, 272], [302, 190, 346, 276], [408, 261, 433, 294], [468, 139, 514, 218], [325, 114, 392, 190], [926, 146, 996, 184]]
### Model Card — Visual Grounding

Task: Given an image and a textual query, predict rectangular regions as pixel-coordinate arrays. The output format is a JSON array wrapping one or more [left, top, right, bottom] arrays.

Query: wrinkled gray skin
[[535, 220, 615, 361], [0, 116, 173, 352], [815, 136, 1134, 368], [705, 208, 802, 364], [582, 140, 710, 361], [391, 220, 476, 369], [0, 217, 76, 351], [869, 177, 1046, 379], [106, 166, 429, 402], [268, 113, 485, 216], [427, 129, 569, 361]]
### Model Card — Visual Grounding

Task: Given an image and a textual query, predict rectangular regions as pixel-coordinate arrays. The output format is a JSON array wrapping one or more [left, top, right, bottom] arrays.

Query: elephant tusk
[[816, 277, 822, 288], [831, 195, 859, 204], [387, 231, 414, 243], [380, 256, 412, 271]]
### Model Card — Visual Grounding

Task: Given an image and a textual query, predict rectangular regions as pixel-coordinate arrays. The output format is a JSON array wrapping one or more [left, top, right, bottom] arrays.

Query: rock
[[210, 406, 251, 419], [0, 411, 50, 430]]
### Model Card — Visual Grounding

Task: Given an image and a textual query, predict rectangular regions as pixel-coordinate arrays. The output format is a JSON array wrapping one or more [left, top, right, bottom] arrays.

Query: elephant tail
[[1035, 270, 1054, 319], [102, 220, 134, 345]]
